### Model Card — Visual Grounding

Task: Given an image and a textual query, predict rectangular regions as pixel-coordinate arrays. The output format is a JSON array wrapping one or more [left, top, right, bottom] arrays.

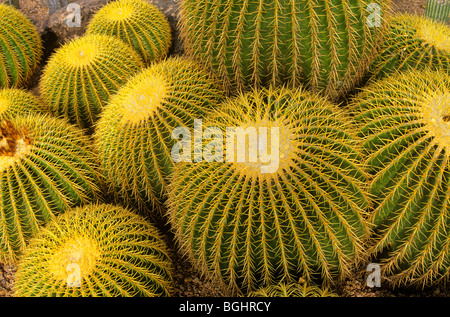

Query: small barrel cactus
[[179, 0, 389, 100], [14, 203, 173, 297], [248, 282, 337, 297], [40, 34, 144, 131], [86, 0, 172, 64], [350, 69, 450, 288], [368, 14, 450, 81], [0, 88, 46, 118], [0, 114, 103, 262], [95, 56, 225, 213], [0, 3, 43, 88], [167, 87, 369, 295]]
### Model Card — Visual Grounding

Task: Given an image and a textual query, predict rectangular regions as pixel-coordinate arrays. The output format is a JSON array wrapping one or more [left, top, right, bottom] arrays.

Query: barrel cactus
[[248, 282, 337, 297], [0, 88, 46, 118], [95, 56, 225, 214], [368, 14, 450, 81], [86, 0, 172, 64], [0, 3, 43, 88], [350, 69, 450, 288], [179, 0, 389, 100], [14, 203, 173, 297], [0, 114, 103, 262], [40, 34, 144, 131], [167, 87, 369, 295]]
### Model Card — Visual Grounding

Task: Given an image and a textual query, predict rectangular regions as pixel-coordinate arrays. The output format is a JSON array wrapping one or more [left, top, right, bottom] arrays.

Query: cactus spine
[[248, 282, 337, 297], [351, 69, 450, 288], [0, 88, 46, 119], [86, 0, 172, 64], [0, 4, 43, 88], [179, 0, 388, 100], [95, 56, 225, 213], [167, 87, 369, 295], [14, 203, 173, 297], [368, 14, 450, 81], [40, 34, 144, 131], [0, 115, 103, 262]]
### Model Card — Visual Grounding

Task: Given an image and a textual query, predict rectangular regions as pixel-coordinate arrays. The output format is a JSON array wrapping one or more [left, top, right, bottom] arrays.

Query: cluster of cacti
[[40, 34, 144, 131], [350, 69, 450, 288], [86, 0, 172, 65], [0, 88, 46, 119], [367, 14, 450, 81], [248, 282, 338, 297], [179, 0, 389, 101], [14, 203, 173, 297], [167, 87, 369, 295], [95, 56, 225, 213], [0, 4, 43, 89], [0, 115, 103, 263]]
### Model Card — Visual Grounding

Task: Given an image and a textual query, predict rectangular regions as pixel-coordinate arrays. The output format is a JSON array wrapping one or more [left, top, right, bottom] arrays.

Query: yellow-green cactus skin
[[86, 0, 172, 64], [179, 0, 389, 101], [14, 203, 173, 297], [95, 56, 225, 213], [40, 34, 144, 131], [368, 14, 450, 81], [0, 88, 46, 118], [168, 87, 369, 295], [0, 4, 43, 88], [0, 115, 103, 263], [351, 69, 450, 288]]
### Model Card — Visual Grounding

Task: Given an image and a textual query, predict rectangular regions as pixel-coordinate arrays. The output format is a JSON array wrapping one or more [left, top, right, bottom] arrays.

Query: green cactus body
[[167, 87, 369, 294], [0, 88, 46, 118], [248, 282, 337, 297], [179, 0, 388, 100], [95, 56, 225, 213], [0, 4, 43, 88], [40, 34, 144, 131], [14, 203, 173, 297], [368, 14, 450, 81], [351, 69, 450, 288], [0, 115, 103, 262], [86, 0, 172, 65]]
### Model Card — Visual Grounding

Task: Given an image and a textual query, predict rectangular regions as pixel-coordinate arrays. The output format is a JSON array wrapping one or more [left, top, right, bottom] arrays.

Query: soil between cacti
[[1, 0, 449, 298]]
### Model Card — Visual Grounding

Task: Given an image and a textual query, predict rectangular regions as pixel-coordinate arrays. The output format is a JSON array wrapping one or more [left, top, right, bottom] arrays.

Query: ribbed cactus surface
[[95, 56, 224, 213], [168, 87, 369, 294], [86, 0, 172, 64], [368, 14, 450, 81], [40, 34, 144, 131], [0, 88, 46, 119], [0, 4, 43, 88], [179, 0, 388, 100], [0, 115, 103, 262], [351, 69, 450, 288], [14, 203, 173, 297]]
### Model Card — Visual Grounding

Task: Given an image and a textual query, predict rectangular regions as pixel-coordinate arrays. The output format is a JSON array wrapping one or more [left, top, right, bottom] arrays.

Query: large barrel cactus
[[167, 87, 369, 295], [0, 115, 103, 262], [14, 203, 173, 297], [95, 56, 225, 213], [86, 0, 172, 65], [179, 0, 389, 100], [40, 34, 144, 131], [0, 3, 43, 88], [368, 14, 450, 81], [351, 69, 450, 288]]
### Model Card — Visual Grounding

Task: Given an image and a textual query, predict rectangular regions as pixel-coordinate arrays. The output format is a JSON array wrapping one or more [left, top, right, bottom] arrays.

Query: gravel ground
[[1, 0, 449, 299]]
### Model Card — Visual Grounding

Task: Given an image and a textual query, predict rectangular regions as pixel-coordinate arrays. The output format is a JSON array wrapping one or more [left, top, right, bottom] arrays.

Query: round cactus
[[167, 87, 369, 295], [86, 0, 172, 64], [248, 282, 337, 297], [0, 114, 103, 262], [179, 0, 389, 100], [368, 14, 450, 81], [14, 203, 173, 297], [95, 56, 225, 213], [40, 34, 144, 131], [0, 88, 46, 119], [350, 69, 450, 288], [0, 3, 43, 88]]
